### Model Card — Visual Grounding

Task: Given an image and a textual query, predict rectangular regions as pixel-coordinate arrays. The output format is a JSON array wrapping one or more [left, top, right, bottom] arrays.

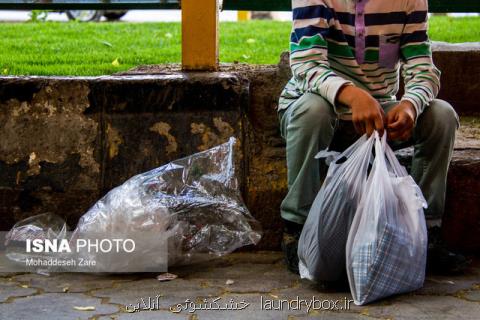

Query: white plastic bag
[[346, 132, 428, 305], [298, 134, 375, 281]]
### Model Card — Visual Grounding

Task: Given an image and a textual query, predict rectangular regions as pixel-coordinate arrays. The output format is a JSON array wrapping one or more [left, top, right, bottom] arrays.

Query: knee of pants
[[417, 99, 459, 138], [286, 93, 336, 137]]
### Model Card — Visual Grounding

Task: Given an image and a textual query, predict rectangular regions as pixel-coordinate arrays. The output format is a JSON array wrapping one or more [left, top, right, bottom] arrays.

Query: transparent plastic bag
[[5, 213, 69, 274], [5, 137, 262, 272], [346, 132, 428, 305], [298, 134, 375, 282]]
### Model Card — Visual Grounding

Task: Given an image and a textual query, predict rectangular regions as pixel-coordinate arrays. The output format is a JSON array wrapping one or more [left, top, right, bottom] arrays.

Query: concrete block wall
[[0, 75, 247, 231]]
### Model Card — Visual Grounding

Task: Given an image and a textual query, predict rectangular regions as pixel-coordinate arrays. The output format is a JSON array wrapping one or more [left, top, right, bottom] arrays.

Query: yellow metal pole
[[237, 11, 251, 21], [182, 0, 219, 71]]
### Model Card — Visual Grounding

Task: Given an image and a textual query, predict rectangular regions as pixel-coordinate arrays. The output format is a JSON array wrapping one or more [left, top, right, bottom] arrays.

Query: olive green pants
[[278, 93, 459, 227]]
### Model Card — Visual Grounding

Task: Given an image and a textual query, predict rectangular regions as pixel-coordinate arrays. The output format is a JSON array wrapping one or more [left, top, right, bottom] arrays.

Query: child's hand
[[386, 101, 416, 141]]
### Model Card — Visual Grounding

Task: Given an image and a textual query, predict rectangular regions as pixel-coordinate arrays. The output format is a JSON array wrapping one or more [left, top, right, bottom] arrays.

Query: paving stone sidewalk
[[0, 252, 479, 320]]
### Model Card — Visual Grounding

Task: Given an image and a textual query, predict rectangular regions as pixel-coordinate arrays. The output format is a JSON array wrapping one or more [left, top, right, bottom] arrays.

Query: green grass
[[0, 16, 479, 76]]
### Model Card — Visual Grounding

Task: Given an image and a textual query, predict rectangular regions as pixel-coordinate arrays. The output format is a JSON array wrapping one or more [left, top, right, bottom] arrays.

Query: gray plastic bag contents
[[5, 137, 262, 272], [298, 134, 375, 282]]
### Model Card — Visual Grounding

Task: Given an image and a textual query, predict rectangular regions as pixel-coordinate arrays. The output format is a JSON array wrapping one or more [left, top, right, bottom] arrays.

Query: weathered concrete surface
[[0, 74, 247, 235], [236, 64, 289, 250], [1, 252, 479, 320], [0, 78, 102, 229], [456, 117, 480, 149], [91, 74, 247, 191], [443, 149, 480, 252], [431, 42, 480, 116]]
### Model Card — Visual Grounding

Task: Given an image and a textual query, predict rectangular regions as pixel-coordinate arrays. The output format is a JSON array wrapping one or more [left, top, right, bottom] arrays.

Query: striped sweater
[[279, 0, 441, 120]]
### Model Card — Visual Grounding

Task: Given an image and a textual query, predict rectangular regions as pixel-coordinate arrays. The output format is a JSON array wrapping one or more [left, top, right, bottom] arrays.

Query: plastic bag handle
[[373, 132, 388, 173], [377, 132, 428, 209], [315, 134, 367, 161], [381, 134, 409, 177], [315, 133, 375, 166]]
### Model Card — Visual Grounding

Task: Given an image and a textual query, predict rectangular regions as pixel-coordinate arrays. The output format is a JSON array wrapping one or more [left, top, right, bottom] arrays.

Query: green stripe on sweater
[[290, 35, 328, 52]]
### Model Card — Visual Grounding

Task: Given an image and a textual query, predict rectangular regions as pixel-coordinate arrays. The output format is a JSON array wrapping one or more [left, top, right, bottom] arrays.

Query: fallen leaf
[[156, 272, 178, 282], [225, 279, 235, 285], [62, 286, 70, 293], [112, 58, 120, 67], [73, 306, 96, 311], [360, 308, 369, 316], [20, 284, 29, 288], [100, 40, 113, 47], [37, 269, 50, 276], [426, 278, 455, 285]]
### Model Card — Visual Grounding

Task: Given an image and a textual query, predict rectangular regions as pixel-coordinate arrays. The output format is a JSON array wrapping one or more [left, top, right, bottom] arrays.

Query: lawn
[[0, 16, 479, 76]]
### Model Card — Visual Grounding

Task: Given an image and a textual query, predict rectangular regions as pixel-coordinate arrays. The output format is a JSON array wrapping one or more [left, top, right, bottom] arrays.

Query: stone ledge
[[432, 41, 480, 52], [430, 42, 480, 116]]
